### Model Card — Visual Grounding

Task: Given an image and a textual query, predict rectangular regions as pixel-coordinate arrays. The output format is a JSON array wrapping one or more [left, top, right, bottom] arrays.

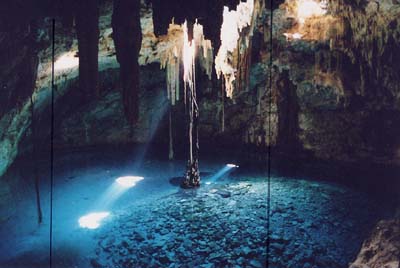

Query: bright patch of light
[[292, 33, 303, 39], [283, 32, 304, 40], [116, 176, 144, 188], [296, 0, 327, 24], [205, 182, 212, 185], [94, 176, 144, 208], [54, 52, 79, 71], [78, 212, 110, 229], [227, 164, 239, 168]]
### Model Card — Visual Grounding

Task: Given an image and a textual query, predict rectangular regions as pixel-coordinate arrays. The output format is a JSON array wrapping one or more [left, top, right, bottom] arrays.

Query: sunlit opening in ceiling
[[296, 0, 327, 24], [54, 52, 79, 71]]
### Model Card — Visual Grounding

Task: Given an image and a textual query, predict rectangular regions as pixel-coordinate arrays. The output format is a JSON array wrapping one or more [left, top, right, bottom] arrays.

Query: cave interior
[[0, 0, 400, 267]]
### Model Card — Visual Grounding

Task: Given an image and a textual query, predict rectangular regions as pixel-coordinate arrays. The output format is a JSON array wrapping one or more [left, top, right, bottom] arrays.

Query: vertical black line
[[50, 18, 55, 268], [266, 0, 274, 267]]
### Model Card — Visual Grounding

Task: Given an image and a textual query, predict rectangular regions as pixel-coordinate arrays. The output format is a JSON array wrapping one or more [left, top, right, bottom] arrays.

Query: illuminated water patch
[[116, 176, 144, 188], [227, 164, 239, 168], [79, 212, 110, 229]]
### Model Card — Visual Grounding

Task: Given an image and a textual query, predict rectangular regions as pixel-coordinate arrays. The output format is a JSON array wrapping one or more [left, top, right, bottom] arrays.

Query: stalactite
[[193, 22, 213, 80], [215, 0, 261, 98], [221, 82, 225, 132], [156, 21, 212, 185], [75, 0, 99, 99], [160, 20, 213, 106], [112, 0, 142, 124], [237, 36, 253, 92], [181, 21, 200, 188], [168, 104, 174, 160], [156, 1, 261, 186], [166, 51, 180, 106], [276, 70, 300, 151]]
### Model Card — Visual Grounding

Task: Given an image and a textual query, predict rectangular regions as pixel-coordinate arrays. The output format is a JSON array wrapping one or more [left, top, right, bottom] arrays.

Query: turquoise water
[[0, 147, 396, 267]]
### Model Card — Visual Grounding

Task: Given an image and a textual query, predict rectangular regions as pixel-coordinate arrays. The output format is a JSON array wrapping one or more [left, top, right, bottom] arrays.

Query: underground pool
[[0, 147, 396, 268]]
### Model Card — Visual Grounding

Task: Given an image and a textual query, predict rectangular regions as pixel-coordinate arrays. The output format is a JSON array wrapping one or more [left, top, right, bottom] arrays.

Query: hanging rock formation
[[275, 69, 299, 152], [76, 0, 100, 99], [0, 0, 399, 174], [150, 0, 240, 47], [112, 0, 142, 124]]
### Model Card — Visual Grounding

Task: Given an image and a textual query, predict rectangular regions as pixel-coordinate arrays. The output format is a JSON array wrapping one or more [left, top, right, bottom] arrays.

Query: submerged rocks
[[90, 258, 105, 268], [93, 177, 385, 268], [215, 189, 231, 198], [95, 182, 268, 267]]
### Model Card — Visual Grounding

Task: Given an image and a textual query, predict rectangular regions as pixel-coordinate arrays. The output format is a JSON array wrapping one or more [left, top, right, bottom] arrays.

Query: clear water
[[0, 147, 395, 268]]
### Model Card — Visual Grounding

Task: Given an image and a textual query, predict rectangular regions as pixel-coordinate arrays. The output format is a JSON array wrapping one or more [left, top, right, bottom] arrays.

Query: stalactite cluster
[[156, 19, 213, 187], [329, 0, 400, 101], [159, 21, 213, 106], [215, 0, 262, 98], [154, 0, 262, 186]]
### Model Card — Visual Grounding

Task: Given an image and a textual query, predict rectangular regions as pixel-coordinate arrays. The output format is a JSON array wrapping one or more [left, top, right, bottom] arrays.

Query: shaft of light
[[93, 176, 145, 209], [79, 212, 110, 229], [207, 164, 238, 183]]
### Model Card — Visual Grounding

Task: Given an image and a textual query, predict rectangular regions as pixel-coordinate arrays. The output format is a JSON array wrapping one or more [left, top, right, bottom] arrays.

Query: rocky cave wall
[[1, 0, 400, 179], [243, 0, 400, 164]]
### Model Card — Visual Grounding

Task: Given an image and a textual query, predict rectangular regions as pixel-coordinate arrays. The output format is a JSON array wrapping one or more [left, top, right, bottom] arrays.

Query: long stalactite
[[181, 22, 201, 188], [157, 20, 213, 187], [75, 0, 99, 99], [168, 104, 174, 160], [112, 0, 142, 124]]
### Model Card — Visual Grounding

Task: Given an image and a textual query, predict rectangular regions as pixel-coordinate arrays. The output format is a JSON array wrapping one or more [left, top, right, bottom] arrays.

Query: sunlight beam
[[78, 212, 110, 229]]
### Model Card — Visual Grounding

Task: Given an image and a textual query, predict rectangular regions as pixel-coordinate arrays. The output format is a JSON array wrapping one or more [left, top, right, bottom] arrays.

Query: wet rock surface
[[93, 177, 383, 268], [350, 219, 400, 268]]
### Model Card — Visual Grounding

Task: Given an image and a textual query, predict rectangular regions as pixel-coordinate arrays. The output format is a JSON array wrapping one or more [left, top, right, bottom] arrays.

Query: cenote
[[1, 0, 400, 267], [0, 145, 398, 267]]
